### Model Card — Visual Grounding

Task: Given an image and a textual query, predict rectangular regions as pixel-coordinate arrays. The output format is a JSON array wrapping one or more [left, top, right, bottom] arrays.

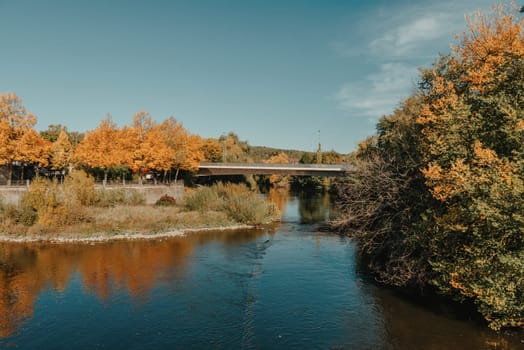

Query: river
[[0, 192, 522, 349]]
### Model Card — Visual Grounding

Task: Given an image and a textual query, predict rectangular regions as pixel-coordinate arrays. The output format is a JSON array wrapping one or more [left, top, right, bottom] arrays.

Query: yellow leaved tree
[[159, 116, 204, 181], [200, 138, 223, 163], [0, 93, 49, 185], [50, 129, 73, 176], [265, 152, 290, 188], [74, 116, 127, 184], [123, 111, 173, 184]]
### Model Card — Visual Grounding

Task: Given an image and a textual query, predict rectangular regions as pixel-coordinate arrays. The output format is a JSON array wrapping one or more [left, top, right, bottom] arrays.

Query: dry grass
[[1, 204, 235, 237], [0, 177, 280, 238]]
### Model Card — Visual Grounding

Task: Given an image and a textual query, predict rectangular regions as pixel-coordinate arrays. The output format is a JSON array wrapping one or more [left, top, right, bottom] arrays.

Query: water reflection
[[0, 229, 268, 338], [297, 192, 330, 224], [370, 286, 524, 349], [266, 188, 289, 215]]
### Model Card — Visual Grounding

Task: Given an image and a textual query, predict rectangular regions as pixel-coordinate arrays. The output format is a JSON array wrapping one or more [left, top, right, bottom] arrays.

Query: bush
[[1, 203, 37, 226], [184, 186, 221, 212], [63, 170, 97, 206], [21, 174, 93, 228], [155, 194, 176, 206], [184, 183, 279, 225]]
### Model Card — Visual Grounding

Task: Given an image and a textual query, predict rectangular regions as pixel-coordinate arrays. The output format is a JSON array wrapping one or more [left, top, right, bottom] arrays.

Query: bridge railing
[[199, 162, 350, 169]]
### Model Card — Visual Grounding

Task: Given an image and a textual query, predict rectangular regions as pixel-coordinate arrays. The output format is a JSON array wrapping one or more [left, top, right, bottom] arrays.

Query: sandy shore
[[0, 224, 256, 244]]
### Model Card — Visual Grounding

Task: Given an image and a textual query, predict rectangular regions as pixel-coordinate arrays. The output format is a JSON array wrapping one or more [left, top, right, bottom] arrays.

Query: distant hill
[[247, 145, 308, 163], [247, 145, 347, 164]]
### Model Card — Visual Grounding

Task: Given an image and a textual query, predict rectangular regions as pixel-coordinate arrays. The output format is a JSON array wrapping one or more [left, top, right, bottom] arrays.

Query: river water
[[0, 192, 522, 349]]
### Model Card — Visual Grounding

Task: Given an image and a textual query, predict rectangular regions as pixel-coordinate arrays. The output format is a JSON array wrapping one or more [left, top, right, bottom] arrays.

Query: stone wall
[[0, 184, 185, 205], [0, 187, 29, 204]]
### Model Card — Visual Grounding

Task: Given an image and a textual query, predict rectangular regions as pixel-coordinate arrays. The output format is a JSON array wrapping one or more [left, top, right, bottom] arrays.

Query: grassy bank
[[0, 171, 280, 240]]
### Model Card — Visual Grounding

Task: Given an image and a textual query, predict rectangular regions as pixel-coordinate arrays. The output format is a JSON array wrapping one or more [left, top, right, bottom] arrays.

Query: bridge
[[197, 163, 352, 177]]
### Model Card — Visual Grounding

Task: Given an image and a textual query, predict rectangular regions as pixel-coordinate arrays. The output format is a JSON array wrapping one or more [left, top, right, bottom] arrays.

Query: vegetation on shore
[[0, 171, 280, 238], [331, 6, 524, 330]]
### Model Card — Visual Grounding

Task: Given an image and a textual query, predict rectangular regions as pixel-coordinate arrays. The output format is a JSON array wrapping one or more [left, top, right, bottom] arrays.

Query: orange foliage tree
[[265, 152, 290, 188], [416, 6, 524, 329], [200, 138, 223, 163], [159, 116, 204, 181], [0, 93, 49, 185], [50, 129, 73, 176], [74, 116, 127, 184], [333, 5, 524, 330], [123, 111, 173, 184]]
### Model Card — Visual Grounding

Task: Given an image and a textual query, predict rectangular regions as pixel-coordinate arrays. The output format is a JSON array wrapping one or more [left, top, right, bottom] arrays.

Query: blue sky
[[0, 0, 497, 153]]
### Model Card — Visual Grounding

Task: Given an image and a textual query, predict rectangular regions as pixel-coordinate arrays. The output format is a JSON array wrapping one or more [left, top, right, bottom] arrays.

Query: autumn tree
[[74, 116, 127, 184], [333, 5, 524, 330], [416, 6, 524, 330], [0, 93, 49, 185], [200, 138, 222, 163], [50, 129, 74, 177], [122, 111, 173, 184], [159, 117, 204, 181], [265, 152, 290, 188], [15, 128, 51, 181], [218, 132, 249, 163]]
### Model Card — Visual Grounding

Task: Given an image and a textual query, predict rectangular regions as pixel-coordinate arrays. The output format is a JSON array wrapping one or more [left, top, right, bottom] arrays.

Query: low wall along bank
[[0, 184, 185, 205]]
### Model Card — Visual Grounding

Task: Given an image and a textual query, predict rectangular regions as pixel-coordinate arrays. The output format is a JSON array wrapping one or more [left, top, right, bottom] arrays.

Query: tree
[[200, 138, 222, 163], [333, 6, 524, 330], [0, 93, 46, 185], [50, 130, 73, 177], [14, 128, 51, 181], [74, 116, 126, 184], [127, 111, 152, 184], [416, 7, 524, 330], [159, 117, 204, 181], [218, 132, 249, 162], [40, 124, 83, 146], [332, 95, 433, 287], [40, 124, 66, 142], [265, 152, 290, 188]]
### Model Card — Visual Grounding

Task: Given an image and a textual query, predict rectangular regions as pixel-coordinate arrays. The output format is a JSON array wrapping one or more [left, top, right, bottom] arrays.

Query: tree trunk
[[7, 163, 12, 186], [174, 168, 180, 183], [138, 168, 143, 185], [104, 170, 108, 187], [21, 164, 25, 183]]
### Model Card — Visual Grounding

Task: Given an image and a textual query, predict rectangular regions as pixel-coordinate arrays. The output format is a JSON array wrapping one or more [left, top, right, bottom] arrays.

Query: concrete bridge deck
[[197, 163, 352, 177]]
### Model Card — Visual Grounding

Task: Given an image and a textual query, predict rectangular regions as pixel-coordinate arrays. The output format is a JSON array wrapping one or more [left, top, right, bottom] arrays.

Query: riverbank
[[1, 178, 280, 242], [0, 224, 257, 244]]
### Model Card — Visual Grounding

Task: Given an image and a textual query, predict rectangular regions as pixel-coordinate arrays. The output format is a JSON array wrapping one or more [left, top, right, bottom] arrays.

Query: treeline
[[0, 93, 218, 185], [332, 7, 524, 330], [0, 95, 346, 186]]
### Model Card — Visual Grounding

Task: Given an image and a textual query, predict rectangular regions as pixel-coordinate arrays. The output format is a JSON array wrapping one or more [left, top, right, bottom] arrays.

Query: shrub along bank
[[0, 171, 280, 237]]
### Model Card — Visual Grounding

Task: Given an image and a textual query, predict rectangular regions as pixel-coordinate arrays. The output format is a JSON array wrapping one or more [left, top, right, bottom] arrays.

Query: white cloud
[[336, 63, 417, 119], [334, 0, 495, 120], [369, 14, 449, 56]]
